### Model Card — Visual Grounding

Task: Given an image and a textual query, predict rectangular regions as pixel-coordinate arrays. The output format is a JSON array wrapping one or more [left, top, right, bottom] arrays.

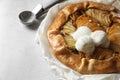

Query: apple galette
[[47, 1, 120, 74]]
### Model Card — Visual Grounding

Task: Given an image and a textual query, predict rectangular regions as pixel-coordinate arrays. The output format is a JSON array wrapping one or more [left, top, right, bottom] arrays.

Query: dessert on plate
[[47, 1, 120, 74]]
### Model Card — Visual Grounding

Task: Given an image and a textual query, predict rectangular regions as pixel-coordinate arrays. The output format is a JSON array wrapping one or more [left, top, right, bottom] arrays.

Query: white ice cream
[[71, 26, 92, 40], [91, 30, 106, 46], [75, 36, 95, 56], [72, 27, 110, 55], [91, 30, 110, 48]]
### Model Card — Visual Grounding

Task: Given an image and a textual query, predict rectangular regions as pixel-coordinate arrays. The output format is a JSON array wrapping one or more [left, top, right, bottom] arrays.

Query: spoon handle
[[44, 0, 65, 10], [36, 0, 66, 18]]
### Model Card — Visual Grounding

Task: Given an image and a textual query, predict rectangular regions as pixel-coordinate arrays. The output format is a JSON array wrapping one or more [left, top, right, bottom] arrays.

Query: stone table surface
[[0, 0, 59, 80]]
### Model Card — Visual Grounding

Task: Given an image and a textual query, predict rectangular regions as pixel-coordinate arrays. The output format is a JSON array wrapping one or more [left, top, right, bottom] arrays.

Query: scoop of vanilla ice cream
[[71, 26, 92, 40], [72, 26, 110, 56], [75, 36, 95, 56], [91, 30, 107, 46]]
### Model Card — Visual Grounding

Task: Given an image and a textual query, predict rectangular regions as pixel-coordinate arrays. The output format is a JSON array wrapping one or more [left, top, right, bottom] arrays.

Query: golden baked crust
[[47, 1, 120, 74], [108, 23, 120, 53]]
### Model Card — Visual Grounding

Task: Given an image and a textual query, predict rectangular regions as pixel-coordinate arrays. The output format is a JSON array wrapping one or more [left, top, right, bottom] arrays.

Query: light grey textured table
[[0, 0, 58, 80]]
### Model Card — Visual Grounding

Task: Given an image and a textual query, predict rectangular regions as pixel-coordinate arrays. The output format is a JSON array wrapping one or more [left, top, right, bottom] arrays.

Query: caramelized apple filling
[[60, 20, 76, 50], [60, 8, 119, 60], [86, 9, 111, 27]]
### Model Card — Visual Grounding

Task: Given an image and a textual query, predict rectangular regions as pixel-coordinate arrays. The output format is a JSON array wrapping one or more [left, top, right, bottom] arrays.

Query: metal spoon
[[19, 0, 66, 26], [19, 4, 42, 26]]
